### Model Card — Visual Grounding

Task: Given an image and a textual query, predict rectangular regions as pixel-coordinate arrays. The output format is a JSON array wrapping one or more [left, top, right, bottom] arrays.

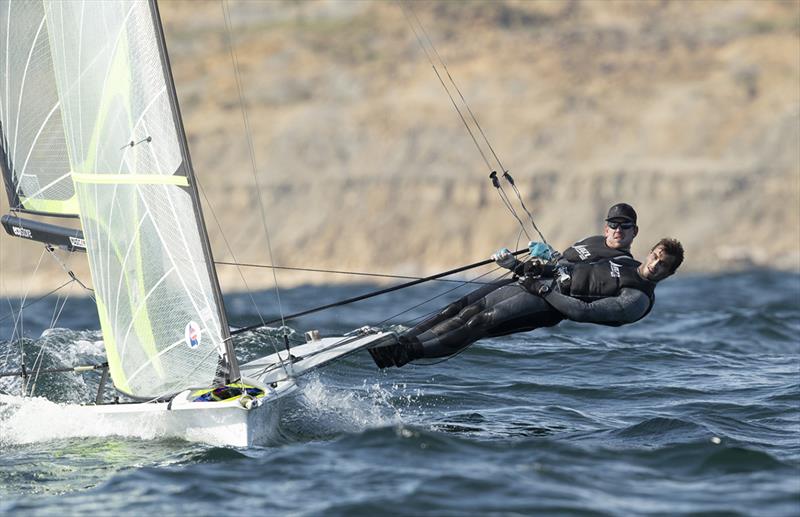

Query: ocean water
[[0, 271, 798, 515]]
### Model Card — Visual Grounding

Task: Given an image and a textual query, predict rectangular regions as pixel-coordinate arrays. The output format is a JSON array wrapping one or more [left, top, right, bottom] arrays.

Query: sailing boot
[[368, 335, 424, 368]]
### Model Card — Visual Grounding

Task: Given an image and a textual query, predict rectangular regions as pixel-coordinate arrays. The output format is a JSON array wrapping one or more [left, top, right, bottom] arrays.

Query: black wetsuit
[[503, 235, 634, 280], [544, 256, 655, 326], [399, 278, 563, 360], [560, 235, 634, 263], [370, 253, 655, 368]]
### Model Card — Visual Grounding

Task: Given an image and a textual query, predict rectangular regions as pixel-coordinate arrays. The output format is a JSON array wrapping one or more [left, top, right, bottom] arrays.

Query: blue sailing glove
[[528, 241, 554, 261], [491, 247, 516, 269]]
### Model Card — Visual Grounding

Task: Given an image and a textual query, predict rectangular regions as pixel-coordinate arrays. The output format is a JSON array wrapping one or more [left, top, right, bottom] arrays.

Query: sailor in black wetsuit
[[561, 202, 639, 264], [504, 202, 641, 300], [369, 238, 684, 369]]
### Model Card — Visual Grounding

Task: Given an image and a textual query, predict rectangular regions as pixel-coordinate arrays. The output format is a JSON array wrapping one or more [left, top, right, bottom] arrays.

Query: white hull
[[78, 378, 298, 447], [46, 332, 391, 447]]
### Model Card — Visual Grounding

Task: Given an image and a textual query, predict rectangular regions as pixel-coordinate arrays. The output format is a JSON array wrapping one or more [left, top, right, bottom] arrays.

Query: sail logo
[[185, 321, 201, 348], [12, 226, 32, 239], [573, 245, 591, 260], [609, 261, 622, 278], [69, 236, 86, 249]]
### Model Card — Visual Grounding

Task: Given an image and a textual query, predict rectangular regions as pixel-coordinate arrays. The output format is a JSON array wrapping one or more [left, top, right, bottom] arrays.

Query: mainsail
[[0, 0, 78, 216], [6, 0, 238, 399]]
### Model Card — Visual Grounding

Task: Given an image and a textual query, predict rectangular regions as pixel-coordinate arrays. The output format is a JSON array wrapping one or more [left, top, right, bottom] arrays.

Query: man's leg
[[401, 278, 515, 340], [369, 298, 490, 368], [370, 283, 561, 368], [412, 283, 559, 358]]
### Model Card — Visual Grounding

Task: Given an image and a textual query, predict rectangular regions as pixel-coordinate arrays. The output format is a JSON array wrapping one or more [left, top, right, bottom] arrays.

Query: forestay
[[42, 0, 236, 399], [0, 0, 77, 216]]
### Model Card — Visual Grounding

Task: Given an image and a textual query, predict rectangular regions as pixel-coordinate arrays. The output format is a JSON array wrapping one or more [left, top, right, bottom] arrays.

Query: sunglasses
[[607, 221, 635, 230]]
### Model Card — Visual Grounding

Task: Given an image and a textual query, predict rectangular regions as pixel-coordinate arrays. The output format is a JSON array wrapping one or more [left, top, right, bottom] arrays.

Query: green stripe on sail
[[68, 25, 176, 396], [45, 0, 223, 398], [72, 173, 189, 186], [94, 295, 129, 393], [74, 180, 164, 396], [17, 195, 80, 215]]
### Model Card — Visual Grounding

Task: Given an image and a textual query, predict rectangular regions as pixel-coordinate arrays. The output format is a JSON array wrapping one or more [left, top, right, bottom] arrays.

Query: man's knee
[[439, 301, 463, 319], [466, 309, 494, 330], [457, 303, 485, 322]]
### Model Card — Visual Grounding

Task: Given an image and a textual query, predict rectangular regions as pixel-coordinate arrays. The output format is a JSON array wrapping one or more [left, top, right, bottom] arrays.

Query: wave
[[278, 373, 408, 441], [0, 329, 106, 404]]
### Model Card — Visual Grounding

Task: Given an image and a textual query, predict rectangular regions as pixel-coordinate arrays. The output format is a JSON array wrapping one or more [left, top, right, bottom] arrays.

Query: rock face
[[1, 0, 798, 295]]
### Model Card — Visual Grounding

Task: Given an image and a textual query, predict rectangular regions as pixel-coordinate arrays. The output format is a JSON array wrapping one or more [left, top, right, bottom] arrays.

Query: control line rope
[[231, 249, 529, 336], [399, 1, 545, 242], [215, 260, 490, 285]]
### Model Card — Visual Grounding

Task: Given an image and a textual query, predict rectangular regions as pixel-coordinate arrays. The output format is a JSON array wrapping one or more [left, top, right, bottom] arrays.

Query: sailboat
[[0, 0, 394, 447]]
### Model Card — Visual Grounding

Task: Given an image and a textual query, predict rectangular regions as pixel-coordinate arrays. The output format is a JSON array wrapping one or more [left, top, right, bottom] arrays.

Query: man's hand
[[491, 248, 516, 269]]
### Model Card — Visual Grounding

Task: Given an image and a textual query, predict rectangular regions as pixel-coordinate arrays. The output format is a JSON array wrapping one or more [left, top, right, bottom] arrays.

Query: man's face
[[639, 246, 677, 282], [604, 221, 638, 250]]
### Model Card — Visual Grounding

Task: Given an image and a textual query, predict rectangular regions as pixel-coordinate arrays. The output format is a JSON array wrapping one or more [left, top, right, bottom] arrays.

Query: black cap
[[605, 203, 637, 224]]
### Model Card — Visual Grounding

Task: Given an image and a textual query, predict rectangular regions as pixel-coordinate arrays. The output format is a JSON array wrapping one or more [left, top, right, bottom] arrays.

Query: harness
[[561, 235, 633, 263], [564, 258, 656, 321]]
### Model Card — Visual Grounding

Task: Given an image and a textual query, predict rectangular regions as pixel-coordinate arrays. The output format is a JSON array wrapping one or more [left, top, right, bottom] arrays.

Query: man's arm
[[540, 287, 650, 326]]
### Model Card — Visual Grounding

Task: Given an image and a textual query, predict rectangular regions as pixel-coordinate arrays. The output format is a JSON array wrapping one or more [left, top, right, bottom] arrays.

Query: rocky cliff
[[1, 0, 798, 296]]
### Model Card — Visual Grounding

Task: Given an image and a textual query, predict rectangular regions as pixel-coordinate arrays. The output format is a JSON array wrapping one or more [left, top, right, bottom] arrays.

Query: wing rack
[[1, 214, 86, 252]]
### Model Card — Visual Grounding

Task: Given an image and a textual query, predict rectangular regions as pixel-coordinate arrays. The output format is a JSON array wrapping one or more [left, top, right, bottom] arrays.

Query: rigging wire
[[407, 3, 507, 175], [24, 248, 91, 395], [0, 245, 94, 394], [221, 0, 292, 373], [0, 278, 75, 327], [0, 277, 78, 395], [214, 260, 490, 284], [194, 173, 283, 382], [416, 2, 549, 244], [502, 171, 548, 245], [491, 171, 532, 241], [400, 0, 548, 244], [5, 248, 47, 395], [230, 248, 528, 335], [196, 183, 278, 328], [399, 2, 492, 172], [377, 266, 511, 329], [238, 263, 519, 381], [226, 265, 517, 385], [399, 1, 531, 239], [44, 245, 94, 299], [207, 2, 546, 341], [49, 289, 64, 330], [27, 340, 46, 397], [49, 278, 74, 329], [30, 274, 79, 397]]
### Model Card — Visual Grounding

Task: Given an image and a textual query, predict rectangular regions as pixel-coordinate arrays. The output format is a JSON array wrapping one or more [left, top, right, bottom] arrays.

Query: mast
[[149, 0, 239, 381]]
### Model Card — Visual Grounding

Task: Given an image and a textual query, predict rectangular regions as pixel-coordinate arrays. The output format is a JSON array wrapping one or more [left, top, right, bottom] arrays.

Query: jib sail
[[0, 0, 78, 216], [42, 0, 237, 399]]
